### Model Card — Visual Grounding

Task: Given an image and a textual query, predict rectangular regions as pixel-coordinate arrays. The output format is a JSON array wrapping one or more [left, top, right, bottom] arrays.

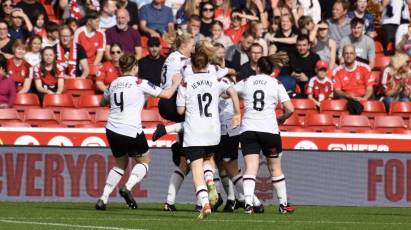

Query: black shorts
[[216, 135, 240, 162], [158, 92, 185, 122], [240, 131, 282, 158], [106, 128, 149, 158], [184, 145, 217, 163]]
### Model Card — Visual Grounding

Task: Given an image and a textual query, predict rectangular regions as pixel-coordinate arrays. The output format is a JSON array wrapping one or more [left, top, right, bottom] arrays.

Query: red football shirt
[[225, 25, 247, 44], [306, 76, 333, 101], [33, 66, 63, 89], [96, 61, 120, 86], [333, 62, 373, 97], [7, 58, 31, 87], [73, 26, 106, 65]]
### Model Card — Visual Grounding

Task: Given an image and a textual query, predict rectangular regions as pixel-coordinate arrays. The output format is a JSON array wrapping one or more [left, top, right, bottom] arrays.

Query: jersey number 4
[[114, 92, 124, 112], [197, 93, 212, 117], [253, 90, 265, 111]]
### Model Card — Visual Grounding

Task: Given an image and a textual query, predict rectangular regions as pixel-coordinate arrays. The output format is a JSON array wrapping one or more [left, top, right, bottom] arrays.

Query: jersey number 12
[[197, 93, 212, 117]]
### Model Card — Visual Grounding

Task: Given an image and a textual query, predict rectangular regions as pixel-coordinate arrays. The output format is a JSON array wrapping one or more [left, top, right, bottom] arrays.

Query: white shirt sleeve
[[278, 83, 290, 103], [215, 66, 229, 79], [176, 85, 186, 107], [234, 80, 245, 96], [139, 79, 162, 97], [218, 79, 231, 95]]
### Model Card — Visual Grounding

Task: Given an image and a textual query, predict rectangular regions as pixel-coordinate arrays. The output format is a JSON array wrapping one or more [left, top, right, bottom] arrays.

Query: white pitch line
[[0, 219, 146, 230], [2, 217, 411, 226]]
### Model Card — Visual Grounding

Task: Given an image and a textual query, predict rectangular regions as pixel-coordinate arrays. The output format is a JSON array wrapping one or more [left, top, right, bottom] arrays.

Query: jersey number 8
[[197, 93, 212, 117], [253, 90, 265, 111]]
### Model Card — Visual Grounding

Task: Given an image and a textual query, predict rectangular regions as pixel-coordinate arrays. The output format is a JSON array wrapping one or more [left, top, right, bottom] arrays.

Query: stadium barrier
[[0, 146, 410, 207]]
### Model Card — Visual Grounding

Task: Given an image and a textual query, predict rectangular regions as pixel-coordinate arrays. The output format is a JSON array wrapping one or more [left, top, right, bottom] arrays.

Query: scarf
[[56, 42, 77, 78], [70, 0, 81, 19]]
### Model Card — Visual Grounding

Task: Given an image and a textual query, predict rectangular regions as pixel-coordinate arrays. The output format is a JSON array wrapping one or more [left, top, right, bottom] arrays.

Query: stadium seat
[[0, 108, 22, 124], [374, 55, 391, 70], [0, 122, 31, 127], [339, 115, 371, 132], [24, 108, 58, 126], [146, 96, 160, 109], [389, 101, 411, 120], [59, 109, 92, 127], [95, 109, 109, 127], [77, 94, 104, 113], [304, 114, 336, 131], [291, 99, 318, 117], [64, 79, 95, 96], [361, 100, 386, 119], [75, 123, 102, 128], [374, 41, 384, 54], [14, 93, 40, 112], [319, 99, 348, 122], [141, 109, 162, 128], [43, 94, 75, 112], [371, 71, 381, 86], [281, 127, 316, 132], [279, 114, 303, 131], [373, 116, 407, 133], [394, 129, 411, 134], [356, 128, 385, 134]]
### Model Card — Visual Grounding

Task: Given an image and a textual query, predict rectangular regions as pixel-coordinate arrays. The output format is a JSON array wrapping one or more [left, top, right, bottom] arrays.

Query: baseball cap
[[148, 37, 161, 47], [315, 60, 328, 70]]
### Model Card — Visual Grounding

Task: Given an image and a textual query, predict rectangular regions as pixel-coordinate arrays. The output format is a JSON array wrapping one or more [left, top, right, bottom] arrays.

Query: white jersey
[[160, 51, 190, 89], [181, 63, 229, 80], [177, 70, 230, 147], [219, 77, 240, 136], [104, 76, 162, 137], [235, 74, 290, 134]]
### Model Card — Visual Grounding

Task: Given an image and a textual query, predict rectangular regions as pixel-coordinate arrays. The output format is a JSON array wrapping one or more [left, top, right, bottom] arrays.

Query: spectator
[[55, 25, 89, 79], [9, 8, 33, 41], [288, 34, 321, 94], [307, 60, 333, 107], [0, 0, 13, 25], [208, 20, 232, 48], [225, 30, 256, 71], [211, 42, 233, 69], [105, 9, 142, 60], [0, 20, 13, 59], [333, 44, 374, 101], [298, 0, 322, 24], [264, 16, 281, 55], [66, 17, 79, 33], [312, 20, 337, 70], [16, 0, 48, 24], [224, 9, 248, 44], [7, 40, 32, 94], [348, 0, 377, 38], [380, 0, 411, 55], [213, 0, 231, 30], [33, 47, 64, 95], [24, 35, 42, 67], [59, 0, 87, 21], [339, 17, 375, 69], [249, 21, 268, 56], [397, 22, 411, 55], [245, 0, 269, 29], [133, 0, 152, 9], [117, 0, 140, 29], [73, 11, 106, 75], [139, 0, 174, 37], [272, 14, 299, 54], [274, 0, 302, 26], [165, 0, 184, 17], [96, 43, 123, 93], [0, 53, 16, 108], [138, 37, 165, 86], [327, 0, 351, 48], [175, 0, 200, 29], [42, 21, 59, 48], [186, 15, 205, 45], [297, 15, 317, 43], [32, 11, 46, 38], [199, 1, 215, 37], [100, 0, 117, 31], [237, 43, 263, 81], [381, 52, 411, 110]]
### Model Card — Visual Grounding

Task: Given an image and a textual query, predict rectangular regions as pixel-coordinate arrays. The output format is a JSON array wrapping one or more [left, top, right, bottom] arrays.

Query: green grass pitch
[[0, 202, 411, 230]]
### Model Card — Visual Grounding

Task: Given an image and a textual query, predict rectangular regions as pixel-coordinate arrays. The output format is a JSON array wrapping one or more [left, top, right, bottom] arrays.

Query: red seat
[[75, 123, 102, 128], [356, 128, 385, 134], [24, 108, 58, 126], [371, 71, 381, 86], [361, 100, 386, 119], [339, 115, 371, 132], [291, 99, 318, 117], [373, 116, 407, 133], [141, 109, 161, 128], [394, 129, 411, 134], [0, 108, 22, 124], [95, 109, 109, 126], [14, 93, 40, 112], [320, 99, 348, 122], [389, 101, 411, 120], [0, 121, 31, 127], [281, 127, 316, 132], [374, 55, 391, 70], [279, 114, 302, 131], [375, 41, 384, 54], [305, 114, 336, 131], [64, 79, 95, 96], [43, 94, 75, 112], [60, 109, 92, 127], [146, 96, 160, 109], [77, 94, 104, 113]]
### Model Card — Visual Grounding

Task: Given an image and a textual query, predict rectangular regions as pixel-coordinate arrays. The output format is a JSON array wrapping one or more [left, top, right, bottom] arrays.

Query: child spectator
[[24, 35, 42, 67], [42, 21, 60, 48], [307, 60, 333, 107], [225, 9, 248, 44], [264, 16, 281, 55], [33, 47, 64, 95], [208, 20, 232, 48], [32, 11, 46, 38]]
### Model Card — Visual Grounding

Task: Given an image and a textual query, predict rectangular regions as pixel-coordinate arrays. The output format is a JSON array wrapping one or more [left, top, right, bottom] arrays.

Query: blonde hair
[[268, 51, 289, 69], [164, 29, 194, 50], [183, 0, 200, 17]]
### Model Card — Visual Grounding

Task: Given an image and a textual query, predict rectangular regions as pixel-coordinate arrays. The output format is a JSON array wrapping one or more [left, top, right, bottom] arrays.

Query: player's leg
[[153, 123, 183, 141], [164, 156, 190, 211], [203, 156, 219, 206]]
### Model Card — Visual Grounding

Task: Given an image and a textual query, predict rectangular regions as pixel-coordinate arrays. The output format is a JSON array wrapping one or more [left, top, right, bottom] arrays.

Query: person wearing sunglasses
[[96, 43, 123, 93], [0, 0, 13, 25], [199, 1, 215, 37]]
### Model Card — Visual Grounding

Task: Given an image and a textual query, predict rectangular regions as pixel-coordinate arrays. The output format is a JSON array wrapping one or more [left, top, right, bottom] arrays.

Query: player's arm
[[226, 87, 241, 128], [177, 106, 185, 115], [277, 84, 294, 124], [101, 88, 110, 106], [158, 73, 182, 99]]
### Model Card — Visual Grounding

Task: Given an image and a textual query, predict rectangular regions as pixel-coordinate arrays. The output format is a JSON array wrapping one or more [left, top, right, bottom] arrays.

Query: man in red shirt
[[333, 44, 374, 101], [73, 11, 106, 75]]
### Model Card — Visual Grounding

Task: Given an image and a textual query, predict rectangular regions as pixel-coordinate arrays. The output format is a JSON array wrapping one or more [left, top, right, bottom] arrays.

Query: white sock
[[253, 195, 261, 206], [166, 168, 185, 205], [101, 167, 124, 204], [232, 173, 244, 196], [165, 123, 183, 133], [221, 173, 235, 201], [203, 163, 214, 184], [272, 175, 287, 206], [242, 175, 256, 206], [196, 185, 209, 207], [125, 163, 149, 191]]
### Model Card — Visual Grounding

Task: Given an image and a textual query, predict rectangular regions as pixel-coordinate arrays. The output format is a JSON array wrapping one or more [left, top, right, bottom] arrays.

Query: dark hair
[[188, 14, 201, 23], [28, 34, 42, 51], [350, 17, 364, 27], [213, 42, 225, 49], [110, 43, 123, 51], [212, 20, 224, 29], [86, 10, 100, 22], [65, 17, 78, 32], [46, 21, 59, 33], [40, 46, 57, 78], [199, 1, 214, 18], [250, 43, 263, 52], [191, 50, 209, 71], [0, 53, 7, 71], [242, 30, 256, 39], [147, 36, 160, 47], [297, 15, 313, 29], [296, 34, 310, 43], [334, 0, 350, 11], [119, 54, 138, 73], [31, 10, 45, 25], [257, 56, 274, 75]]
